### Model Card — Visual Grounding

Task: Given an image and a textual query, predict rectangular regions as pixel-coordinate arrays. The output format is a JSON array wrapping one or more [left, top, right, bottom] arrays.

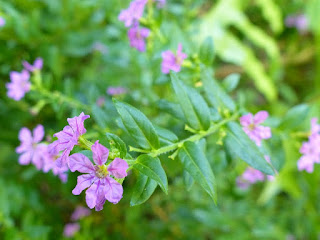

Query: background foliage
[[1, 0, 320, 239]]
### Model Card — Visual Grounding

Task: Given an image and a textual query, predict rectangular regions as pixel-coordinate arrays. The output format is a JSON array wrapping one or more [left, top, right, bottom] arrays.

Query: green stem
[[78, 136, 94, 150], [149, 112, 239, 158]]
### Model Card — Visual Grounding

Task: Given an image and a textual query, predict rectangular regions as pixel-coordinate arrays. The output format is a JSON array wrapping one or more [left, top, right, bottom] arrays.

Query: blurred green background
[[1, 0, 320, 239]]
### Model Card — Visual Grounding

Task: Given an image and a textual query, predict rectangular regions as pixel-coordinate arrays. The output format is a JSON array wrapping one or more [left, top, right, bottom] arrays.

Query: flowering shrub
[[1, 0, 320, 239]]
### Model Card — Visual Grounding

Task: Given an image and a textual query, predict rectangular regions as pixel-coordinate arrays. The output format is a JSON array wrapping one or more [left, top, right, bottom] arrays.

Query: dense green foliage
[[1, 0, 320, 239]]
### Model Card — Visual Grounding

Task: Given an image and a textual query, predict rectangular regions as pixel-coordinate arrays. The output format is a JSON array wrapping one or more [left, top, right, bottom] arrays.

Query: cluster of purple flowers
[[0, 17, 5, 27], [16, 124, 68, 182], [161, 43, 187, 74], [6, 58, 43, 101], [63, 206, 91, 238], [118, 0, 150, 52], [285, 14, 308, 34], [237, 111, 274, 189], [16, 112, 129, 210], [297, 118, 320, 173]]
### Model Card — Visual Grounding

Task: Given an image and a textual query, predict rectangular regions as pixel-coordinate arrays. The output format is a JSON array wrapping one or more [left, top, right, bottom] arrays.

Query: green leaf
[[92, 104, 109, 129], [183, 170, 194, 191], [130, 173, 158, 206], [171, 73, 211, 130], [105, 133, 127, 158], [279, 104, 310, 130], [157, 99, 186, 121], [78, 150, 93, 160], [222, 73, 240, 92], [154, 125, 178, 146], [224, 122, 274, 175], [201, 66, 236, 111], [133, 155, 168, 194], [113, 99, 160, 150], [199, 36, 215, 66], [178, 141, 217, 202]]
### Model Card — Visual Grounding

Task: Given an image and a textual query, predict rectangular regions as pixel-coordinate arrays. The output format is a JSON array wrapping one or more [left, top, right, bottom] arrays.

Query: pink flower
[[69, 141, 129, 211], [0, 17, 5, 27], [161, 43, 187, 74], [63, 223, 80, 238], [6, 70, 31, 101], [71, 206, 91, 221], [48, 113, 90, 168], [22, 57, 43, 72], [107, 87, 127, 96], [285, 14, 308, 33], [297, 118, 320, 173], [240, 111, 272, 146], [42, 149, 69, 182], [16, 125, 46, 170], [128, 24, 150, 52], [118, 0, 148, 27]]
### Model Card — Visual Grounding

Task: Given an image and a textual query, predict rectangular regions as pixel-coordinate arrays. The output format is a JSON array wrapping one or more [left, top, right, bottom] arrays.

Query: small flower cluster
[[16, 124, 68, 182], [6, 58, 43, 101], [63, 206, 91, 238], [107, 86, 127, 96], [118, 0, 150, 52], [237, 111, 274, 188], [161, 43, 187, 74], [285, 14, 308, 34], [297, 118, 320, 173]]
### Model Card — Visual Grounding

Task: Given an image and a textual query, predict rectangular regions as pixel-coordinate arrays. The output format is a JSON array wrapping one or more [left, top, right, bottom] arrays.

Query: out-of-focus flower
[[69, 141, 129, 211], [285, 14, 309, 33], [42, 149, 69, 182], [297, 118, 320, 173], [161, 43, 187, 74], [48, 113, 90, 168], [71, 206, 91, 221], [63, 223, 80, 238], [128, 24, 150, 52], [118, 0, 148, 27], [6, 70, 31, 101], [16, 125, 46, 170], [0, 17, 5, 27], [22, 58, 43, 72], [240, 111, 272, 146], [156, 0, 166, 8], [107, 87, 127, 96], [92, 42, 108, 54], [96, 97, 106, 107]]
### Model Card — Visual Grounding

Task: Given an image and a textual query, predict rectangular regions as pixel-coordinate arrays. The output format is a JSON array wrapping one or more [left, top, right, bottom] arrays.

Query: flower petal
[[18, 151, 32, 165], [33, 124, 44, 143], [91, 140, 109, 166], [18, 127, 32, 143], [72, 174, 95, 195], [107, 158, 128, 178], [105, 177, 123, 204], [67, 112, 90, 136], [68, 153, 95, 173], [239, 113, 253, 127], [254, 111, 269, 124], [85, 180, 103, 209]]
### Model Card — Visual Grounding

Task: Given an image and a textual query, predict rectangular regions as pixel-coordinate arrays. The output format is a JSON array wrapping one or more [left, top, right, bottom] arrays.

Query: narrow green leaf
[[130, 173, 158, 206], [113, 99, 160, 150], [92, 104, 109, 129], [224, 121, 274, 175], [222, 73, 240, 92], [279, 104, 310, 130], [105, 133, 127, 158], [183, 170, 194, 191], [199, 36, 215, 66], [179, 141, 217, 202], [171, 73, 211, 130], [201, 66, 236, 111], [133, 155, 168, 194], [154, 125, 178, 146], [157, 99, 186, 121]]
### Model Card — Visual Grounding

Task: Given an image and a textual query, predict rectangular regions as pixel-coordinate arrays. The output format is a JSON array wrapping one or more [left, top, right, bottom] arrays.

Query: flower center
[[95, 165, 109, 178], [248, 123, 255, 130]]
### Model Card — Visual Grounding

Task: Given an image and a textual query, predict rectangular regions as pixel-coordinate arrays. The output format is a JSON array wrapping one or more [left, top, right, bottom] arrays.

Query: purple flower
[[118, 0, 148, 27], [0, 17, 5, 27], [92, 42, 108, 54], [69, 141, 129, 211], [96, 97, 106, 107], [6, 70, 31, 101], [236, 167, 264, 189], [71, 206, 91, 221], [128, 24, 150, 52], [63, 223, 80, 238], [155, 0, 166, 8], [161, 43, 187, 74], [48, 113, 90, 168], [107, 87, 127, 96], [16, 125, 46, 170], [22, 58, 43, 72], [285, 14, 308, 33], [42, 148, 69, 182], [240, 111, 272, 146]]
